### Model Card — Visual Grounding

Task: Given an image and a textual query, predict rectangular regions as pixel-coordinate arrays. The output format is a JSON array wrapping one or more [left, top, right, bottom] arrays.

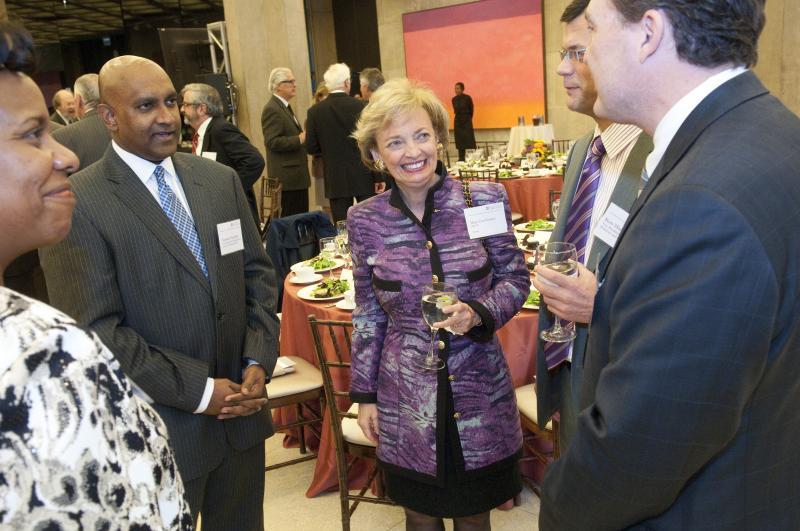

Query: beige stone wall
[[308, 0, 338, 86], [754, 0, 800, 116]]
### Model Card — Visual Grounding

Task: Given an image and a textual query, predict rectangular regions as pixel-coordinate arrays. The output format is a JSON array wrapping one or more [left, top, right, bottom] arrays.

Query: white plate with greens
[[522, 287, 541, 310], [297, 279, 351, 301], [515, 220, 555, 233], [290, 256, 346, 273]]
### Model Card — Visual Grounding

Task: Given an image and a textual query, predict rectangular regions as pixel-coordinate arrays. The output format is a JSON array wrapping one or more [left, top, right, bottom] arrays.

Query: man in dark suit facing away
[[53, 73, 111, 168], [40, 55, 279, 531], [261, 67, 310, 217], [540, 1, 800, 529], [181, 82, 265, 225], [305, 62, 384, 223]]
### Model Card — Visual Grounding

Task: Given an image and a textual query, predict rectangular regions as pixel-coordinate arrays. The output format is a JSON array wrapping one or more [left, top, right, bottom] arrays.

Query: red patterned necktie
[[543, 135, 606, 370], [191, 133, 199, 155]]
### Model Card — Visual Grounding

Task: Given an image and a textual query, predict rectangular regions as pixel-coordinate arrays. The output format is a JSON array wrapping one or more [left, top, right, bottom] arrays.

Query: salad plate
[[522, 287, 541, 311], [290, 256, 346, 273], [297, 279, 351, 301], [515, 220, 555, 233]]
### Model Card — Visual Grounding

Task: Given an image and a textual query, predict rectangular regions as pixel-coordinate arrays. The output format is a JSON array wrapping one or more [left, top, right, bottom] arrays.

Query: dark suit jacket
[[201, 116, 265, 223], [540, 71, 800, 529], [50, 110, 69, 126], [52, 109, 111, 169], [535, 129, 652, 446], [260, 95, 310, 192], [305, 92, 377, 199], [40, 146, 280, 482]]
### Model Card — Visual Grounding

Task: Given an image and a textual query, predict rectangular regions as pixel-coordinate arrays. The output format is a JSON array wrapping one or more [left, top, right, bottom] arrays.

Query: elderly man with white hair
[[53, 73, 111, 167], [305, 62, 384, 222], [260, 67, 310, 216]]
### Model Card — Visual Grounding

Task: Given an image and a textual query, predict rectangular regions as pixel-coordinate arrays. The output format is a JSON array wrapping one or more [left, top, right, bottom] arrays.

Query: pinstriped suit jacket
[[52, 109, 111, 169], [40, 146, 280, 482]]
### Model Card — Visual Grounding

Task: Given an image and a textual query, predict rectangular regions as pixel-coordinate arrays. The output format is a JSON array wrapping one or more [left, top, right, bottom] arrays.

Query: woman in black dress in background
[[452, 82, 476, 161]]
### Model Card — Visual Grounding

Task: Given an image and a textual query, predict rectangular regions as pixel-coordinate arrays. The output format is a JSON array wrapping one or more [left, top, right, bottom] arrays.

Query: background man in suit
[[261, 67, 310, 217], [40, 56, 279, 531], [359, 67, 384, 101], [540, 0, 800, 528], [306, 63, 384, 223], [53, 73, 111, 168], [532, 0, 651, 449], [50, 88, 76, 125], [181, 82, 265, 225]]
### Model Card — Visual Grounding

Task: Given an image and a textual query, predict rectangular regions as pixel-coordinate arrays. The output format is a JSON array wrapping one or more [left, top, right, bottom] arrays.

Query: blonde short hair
[[352, 78, 449, 171]]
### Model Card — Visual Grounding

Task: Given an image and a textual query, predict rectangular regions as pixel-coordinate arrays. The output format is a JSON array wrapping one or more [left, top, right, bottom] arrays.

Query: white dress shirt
[[645, 67, 747, 179], [111, 141, 214, 413], [583, 122, 643, 261], [194, 116, 212, 157]]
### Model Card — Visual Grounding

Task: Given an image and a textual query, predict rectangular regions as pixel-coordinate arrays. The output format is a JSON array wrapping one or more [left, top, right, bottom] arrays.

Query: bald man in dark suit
[[40, 56, 279, 531]]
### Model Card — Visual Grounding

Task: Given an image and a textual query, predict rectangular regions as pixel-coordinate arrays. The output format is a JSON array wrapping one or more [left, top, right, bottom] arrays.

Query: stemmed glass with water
[[335, 220, 350, 269], [538, 242, 578, 342], [550, 198, 560, 221], [318, 236, 337, 278], [417, 282, 457, 371]]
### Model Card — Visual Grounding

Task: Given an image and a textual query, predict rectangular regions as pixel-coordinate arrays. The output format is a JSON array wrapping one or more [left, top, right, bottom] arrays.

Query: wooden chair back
[[308, 315, 394, 531], [260, 176, 282, 229], [458, 168, 498, 182], [552, 139, 573, 153]]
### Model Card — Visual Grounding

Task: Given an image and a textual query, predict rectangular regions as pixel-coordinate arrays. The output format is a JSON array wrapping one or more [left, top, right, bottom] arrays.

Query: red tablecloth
[[276, 272, 543, 497], [500, 175, 563, 221]]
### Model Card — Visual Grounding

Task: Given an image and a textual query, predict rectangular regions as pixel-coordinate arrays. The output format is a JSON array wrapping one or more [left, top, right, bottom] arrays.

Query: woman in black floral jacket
[[0, 22, 192, 529]]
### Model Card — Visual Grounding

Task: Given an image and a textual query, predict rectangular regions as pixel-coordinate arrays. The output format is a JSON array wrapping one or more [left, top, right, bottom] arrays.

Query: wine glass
[[550, 198, 560, 220], [335, 231, 350, 270], [539, 242, 578, 343], [417, 282, 457, 371], [319, 236, 337, 277]]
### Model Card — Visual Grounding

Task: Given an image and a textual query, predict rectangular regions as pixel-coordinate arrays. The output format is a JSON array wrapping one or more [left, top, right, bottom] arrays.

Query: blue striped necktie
[[543, 135, 605, 370], [153, 165, 209, 277]]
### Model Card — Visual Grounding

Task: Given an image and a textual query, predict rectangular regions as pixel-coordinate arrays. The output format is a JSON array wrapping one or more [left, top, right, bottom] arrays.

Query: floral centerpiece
[[521, 139, 566, 174]]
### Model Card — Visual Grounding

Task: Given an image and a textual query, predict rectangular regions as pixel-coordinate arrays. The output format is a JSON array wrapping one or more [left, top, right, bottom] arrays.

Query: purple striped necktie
[[543, 135, 605, 370]]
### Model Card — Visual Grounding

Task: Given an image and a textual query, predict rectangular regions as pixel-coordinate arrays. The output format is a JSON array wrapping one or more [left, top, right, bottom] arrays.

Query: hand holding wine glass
[[538, 242, 578, 342], [417, 282, 458, 371]]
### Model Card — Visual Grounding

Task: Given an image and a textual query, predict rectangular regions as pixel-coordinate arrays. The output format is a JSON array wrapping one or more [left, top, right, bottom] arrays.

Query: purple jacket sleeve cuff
[[350, 391, 378, 403], [465, 300, 495, 343]]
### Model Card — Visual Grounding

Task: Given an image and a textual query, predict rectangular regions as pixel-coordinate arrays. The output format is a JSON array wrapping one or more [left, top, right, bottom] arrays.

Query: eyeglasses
[[180, 102, 201, 108], [279, 79, 297, 86], [559, 48, 587, 63]]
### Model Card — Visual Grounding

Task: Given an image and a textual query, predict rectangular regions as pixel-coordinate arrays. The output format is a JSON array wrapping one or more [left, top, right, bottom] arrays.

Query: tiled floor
[[262, 435, 540, 531]]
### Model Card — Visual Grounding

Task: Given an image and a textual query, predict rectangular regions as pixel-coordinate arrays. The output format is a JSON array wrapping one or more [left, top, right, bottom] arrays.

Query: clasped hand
[[433, 302, 480, 335], [205, 364, 268, 420], [532, 261, 597, 324]]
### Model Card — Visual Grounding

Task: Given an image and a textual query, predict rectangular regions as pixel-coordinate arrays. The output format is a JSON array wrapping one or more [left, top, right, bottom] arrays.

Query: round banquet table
[[275, 269, 545, 497], [500, 174, 563, 221]]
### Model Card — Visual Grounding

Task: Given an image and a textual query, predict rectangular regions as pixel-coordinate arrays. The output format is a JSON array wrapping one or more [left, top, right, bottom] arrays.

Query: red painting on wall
[[403, 0, 545, 129]]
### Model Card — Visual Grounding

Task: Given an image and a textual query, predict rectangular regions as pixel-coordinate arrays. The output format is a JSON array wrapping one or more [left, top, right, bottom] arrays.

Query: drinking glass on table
[[418, 282, 458, 371], [551, 198, 560, 220], [335, 222, 351, 269], [538, 242, 578, 342], [319, 236, 337, 277]]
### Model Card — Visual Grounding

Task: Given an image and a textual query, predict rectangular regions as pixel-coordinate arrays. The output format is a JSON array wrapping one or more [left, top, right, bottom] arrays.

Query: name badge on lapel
[[217, 219, 244, 255], [201, 151, 218, 161], [594, 203, 629, 248], [463, 202, 507, 239]]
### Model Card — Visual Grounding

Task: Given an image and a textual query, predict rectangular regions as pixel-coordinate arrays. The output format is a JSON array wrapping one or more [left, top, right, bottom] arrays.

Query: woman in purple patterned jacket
[[348, 79, 529, 530]]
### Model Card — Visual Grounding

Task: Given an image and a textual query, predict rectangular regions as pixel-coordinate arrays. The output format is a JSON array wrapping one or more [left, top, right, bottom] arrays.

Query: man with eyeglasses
[[532, 0, 652, 450], [261, 67, 310, 217], [181, 83, 264, 225]]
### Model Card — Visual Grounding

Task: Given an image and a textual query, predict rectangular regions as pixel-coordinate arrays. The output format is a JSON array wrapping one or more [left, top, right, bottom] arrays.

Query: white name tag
[[201, 151, 218, 161], [594, 203, 628, 248], [463, 202, 508, 239], [217, 219, 244, 255]]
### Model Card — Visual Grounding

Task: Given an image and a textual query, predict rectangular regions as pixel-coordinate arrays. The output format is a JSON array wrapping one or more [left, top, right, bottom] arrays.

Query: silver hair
[[269, 67, 294, 93], [359, 67, 384, 93], [73, 73, 99, 109], [323, 63, 350, 91], [180, 83, 224, 117]]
